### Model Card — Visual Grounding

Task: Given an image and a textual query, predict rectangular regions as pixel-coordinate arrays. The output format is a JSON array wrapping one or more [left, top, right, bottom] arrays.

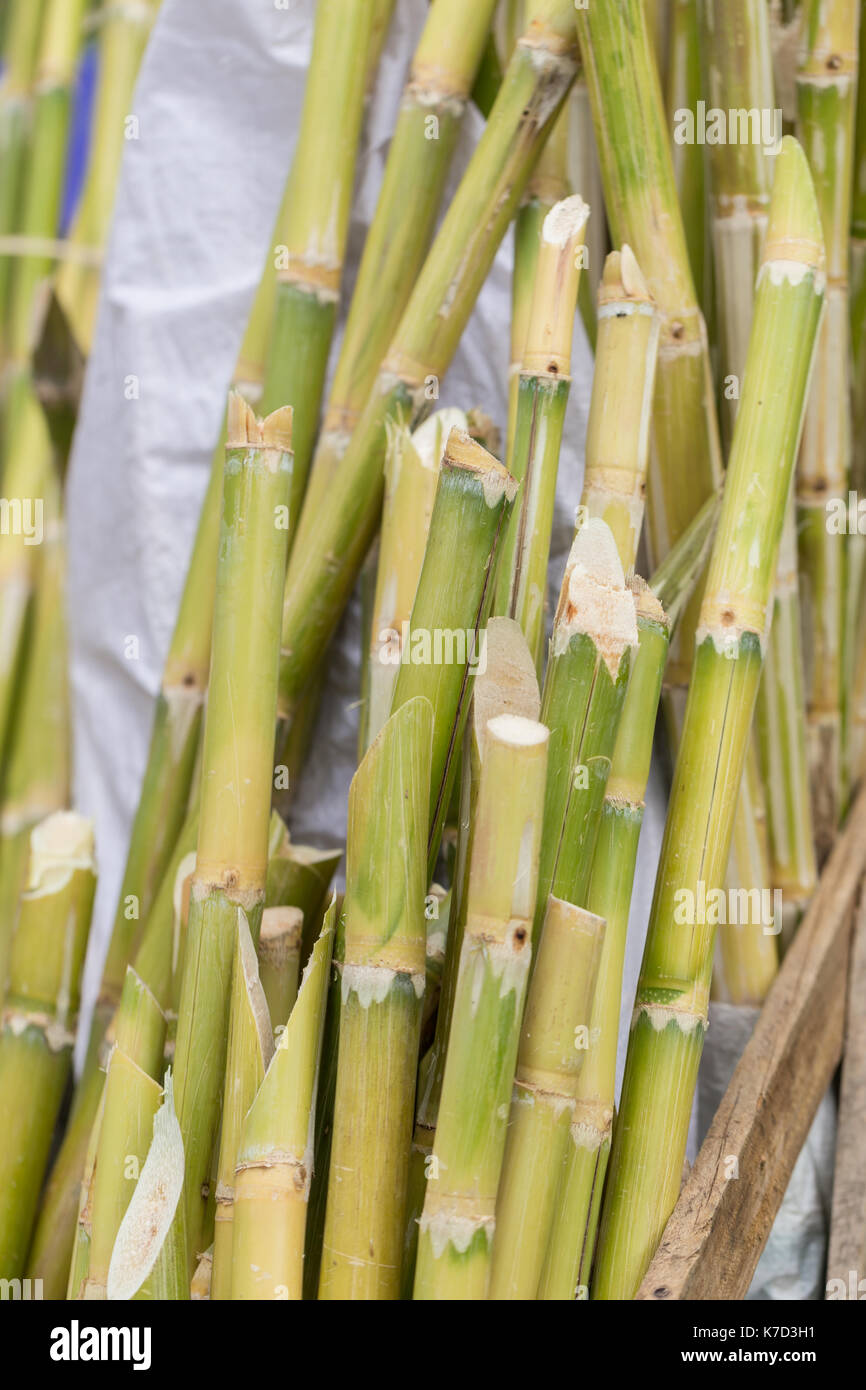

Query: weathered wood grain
[[826, 887, 866, 1297]]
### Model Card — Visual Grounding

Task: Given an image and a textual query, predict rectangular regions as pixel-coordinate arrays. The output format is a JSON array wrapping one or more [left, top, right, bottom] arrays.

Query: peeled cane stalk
[[413, 714, 548, 1300], [495, 195, 589, 664], [533, 519, 639, 941], [80, 969, 166, 1299], [298, 0, 500, 534], [363, 407, 468, 749], [275, 1, 579, 735], [592, 138, 825, 1300], [232, 908, 334, 1300], [795, 0, 858, 861], [406, 618, 540, 1294], [576, 0, 723, 717], [488, 896, 604, 1299], [258, 0, 374, 527], [0, 812, 95, 1278], [210, 919, 274, 1300], [580, 246, 659, 575], [105, 1073, 187, 1301], [388, 429, 517, 877], [172, 397, 292, 1270], [319, 698, 432, 1300]]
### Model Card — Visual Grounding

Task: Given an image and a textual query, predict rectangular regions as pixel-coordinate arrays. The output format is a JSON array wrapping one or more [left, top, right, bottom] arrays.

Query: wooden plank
[[636, 784, 866, 1301], [826, 887, 866, 1297]]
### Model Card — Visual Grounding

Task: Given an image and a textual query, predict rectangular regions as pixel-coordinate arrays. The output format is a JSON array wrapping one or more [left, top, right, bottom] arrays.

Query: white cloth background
[[66, 0, 814, 1297]]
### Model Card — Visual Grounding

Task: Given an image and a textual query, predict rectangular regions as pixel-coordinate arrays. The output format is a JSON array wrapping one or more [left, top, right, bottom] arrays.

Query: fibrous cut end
[[599, 244, 653, 306], [226, 390, 293, 451], [443, 427, 518, 506], [486, 712, 549, 750], [28, 811, 96, 889], [542, 194, 590, 248], [554, 518, 639, 676]]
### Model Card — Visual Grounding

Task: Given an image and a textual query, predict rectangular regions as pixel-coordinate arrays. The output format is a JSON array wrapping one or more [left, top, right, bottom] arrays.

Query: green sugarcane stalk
[[488, 896, 604, 1299], [849, 12, 866, 785], [210, 917, 274, 1300], [495, 194, 589, 665], [535, 503, 721, 1301], [795, 0, 858, 862], [533, 518, 639, 941], [258, 0, 374, 532], [405, 617, 541, 1295], [105, 1072, 188, 1302], [697, 0, 782, 1000], [575, 0, 723, 726], [388, 429, 517, 879], [80, 969, 166, 1299], [592, 137, 825, 1300], [232, 908, 334, 1301], [413, 713, 549, 1300], [275, 1, 579, 738], [539, 583, 670, 1300], [0, 0, 46, 354], [55, 0, 160, 355], [0, 469, 68, 996], [580, 246, 660, 576], [319, 698, 432, 1300], [297, 0, 500, 537], [666, 0, 711, 325], [172, 396, 292, 1272], [0, 811, 95, 1278], [362, 407, 468, 750]]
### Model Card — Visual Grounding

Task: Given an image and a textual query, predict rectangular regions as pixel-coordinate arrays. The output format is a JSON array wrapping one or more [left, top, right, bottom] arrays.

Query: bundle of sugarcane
[[4, 0, 864, 1311]]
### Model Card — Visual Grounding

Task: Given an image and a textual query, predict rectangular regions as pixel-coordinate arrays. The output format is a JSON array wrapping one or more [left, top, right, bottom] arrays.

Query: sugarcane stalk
[[363, 407, 468, 750], [297, 0, 500, 537], [80, 969, 166, 1299], [849, 13, 866, 784], [538, 582, 670, 1299], [666, 0, 711, 324], [0, 469, 68, 995], [580, 246, 660, 576], [533, 518, 639, 941], [795, 0, 858, 861], [210, 917, 274, 1300], [258, 0, 374, 533], [319, 698, 432, 1300], [257, 906, 302, 1035], [263, 823, 341, 970], [592, 137, 825, 1300], [4, 0, 87, 367], [105, 1072, 188, 1301], [495, 195, 589, 665], [575, 0, 723, 720], [0, 811, 95, 1278], [55, 0, 159, 354], [232, 907, 334, 1300], [0, 0, 46, 352], [172, 396, 292, 1270], [413, 713, 549, 1300], [488, 896, 604, 1299], [275, 1, 579, 737], [406, 617, 541, 1295], [388, 429, 517, 878]]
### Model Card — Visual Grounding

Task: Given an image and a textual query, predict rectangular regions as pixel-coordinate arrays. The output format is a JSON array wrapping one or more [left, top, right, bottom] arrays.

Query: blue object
[[60, 39, 98, 235]]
